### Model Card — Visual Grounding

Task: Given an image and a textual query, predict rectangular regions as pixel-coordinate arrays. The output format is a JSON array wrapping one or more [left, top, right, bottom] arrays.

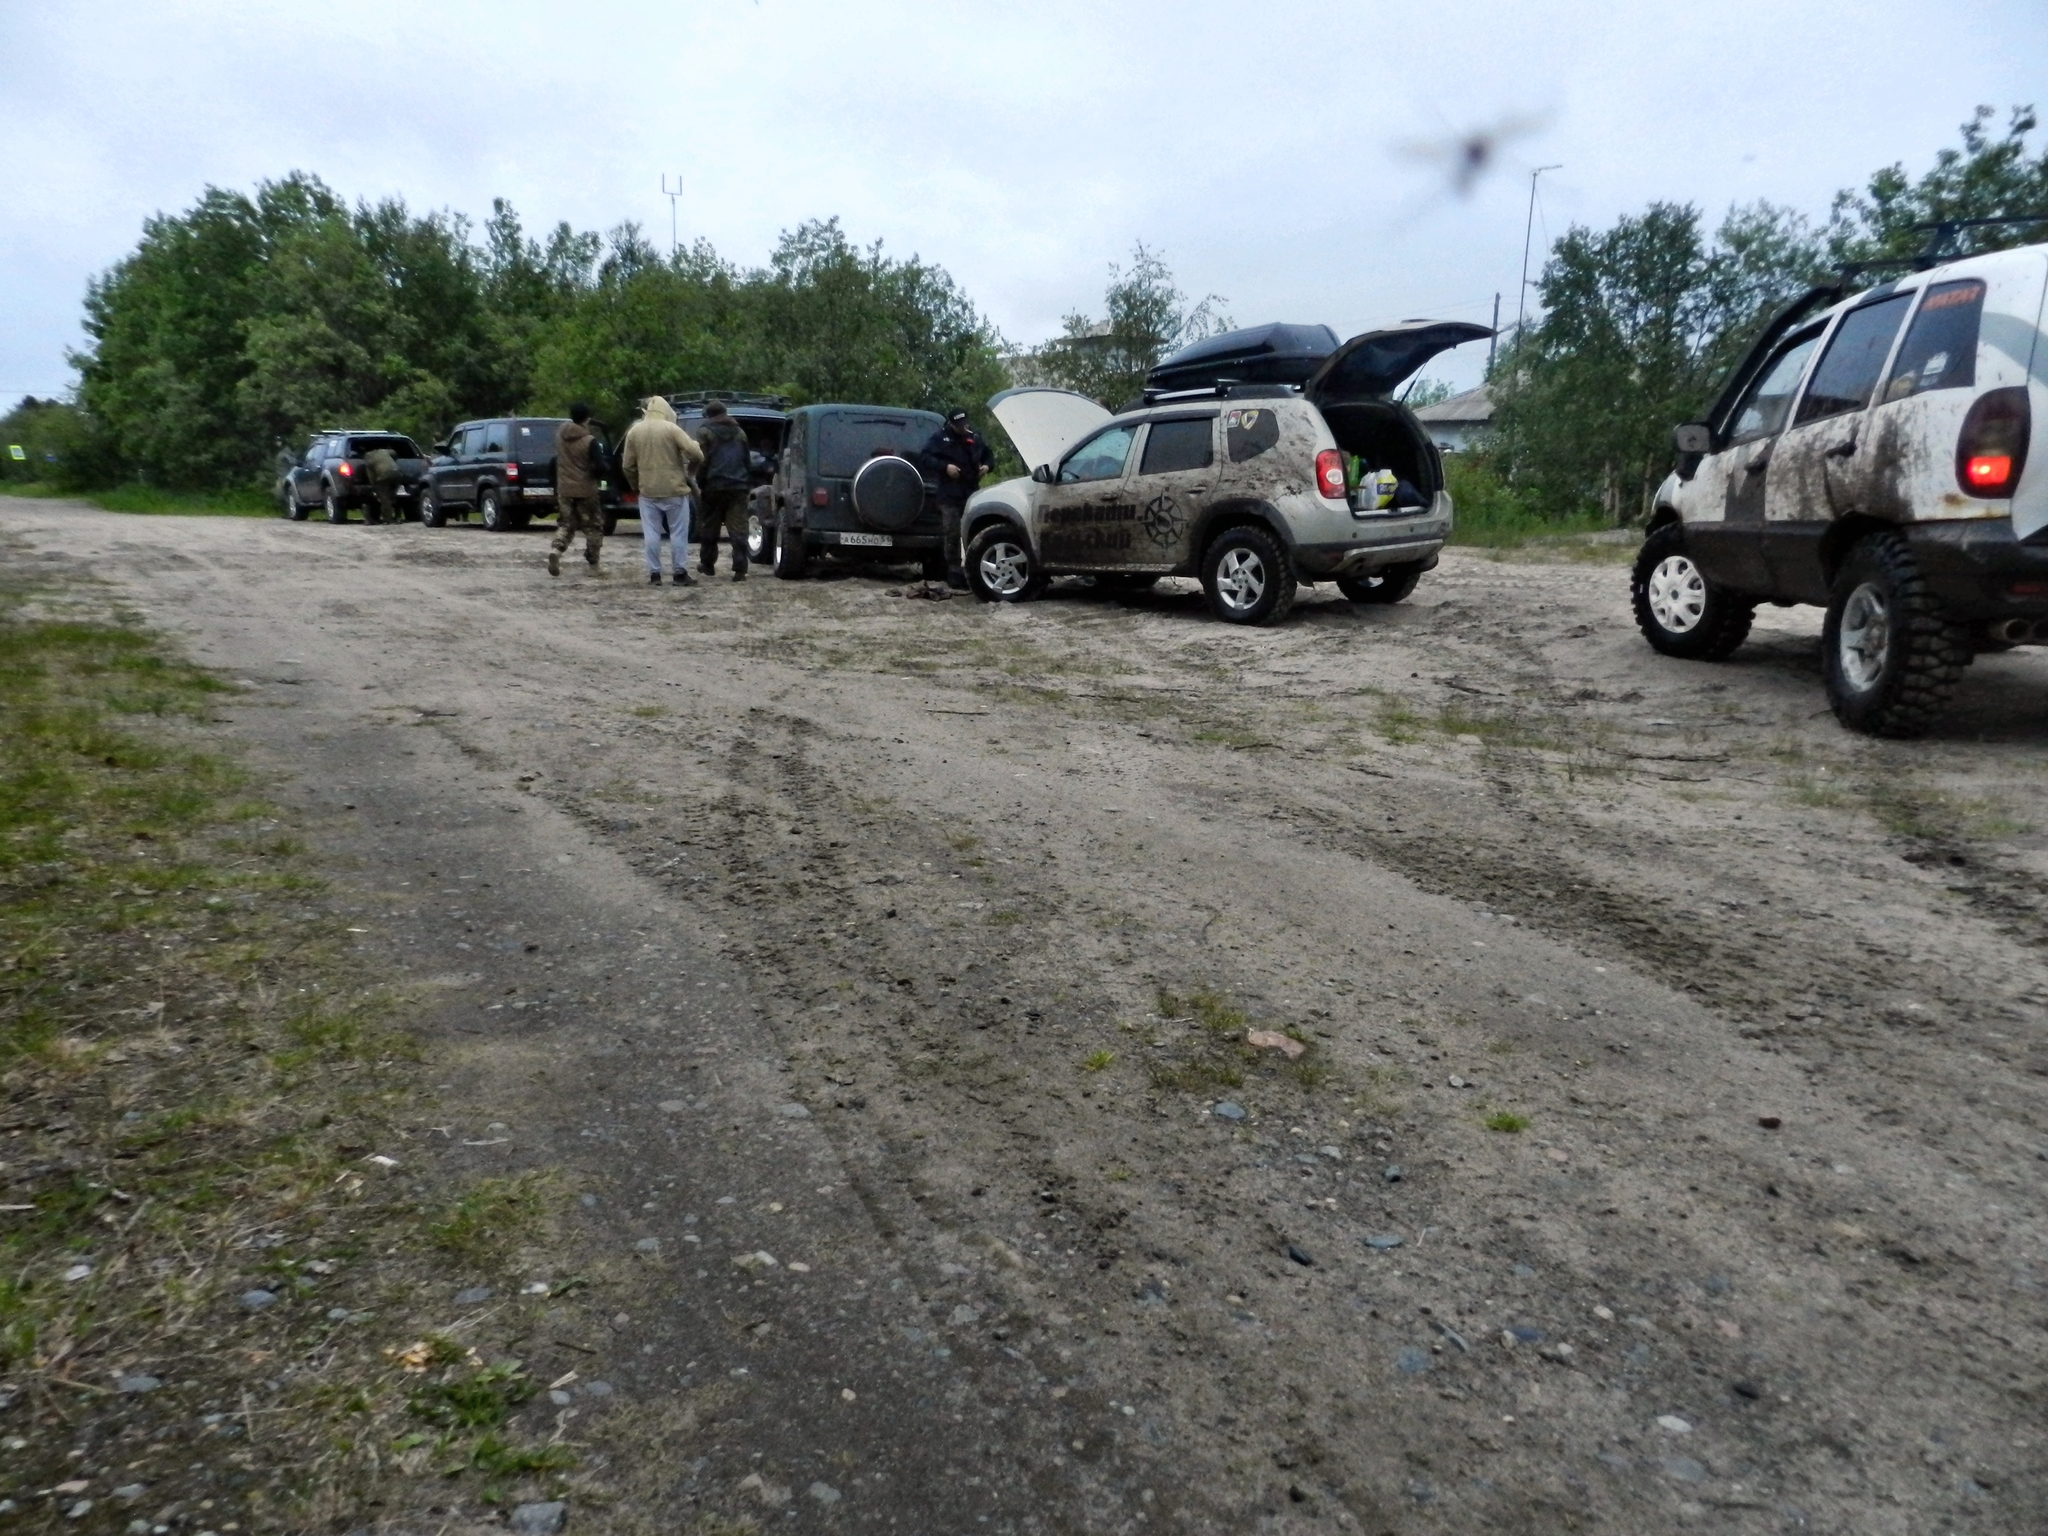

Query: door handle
[[1825, 436, 1857, 459]]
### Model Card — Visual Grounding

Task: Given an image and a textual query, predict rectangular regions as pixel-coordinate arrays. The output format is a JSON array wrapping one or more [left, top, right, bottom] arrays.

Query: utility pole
[[1516, 164, 1562, 341], [661, 174, 683, 257], [1487, 292, 1500, 375]]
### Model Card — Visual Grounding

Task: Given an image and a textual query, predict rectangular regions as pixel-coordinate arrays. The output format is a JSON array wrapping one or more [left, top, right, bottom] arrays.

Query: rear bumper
[[1903, 518, 2048, 618], [1291, 506, 1450, 577]]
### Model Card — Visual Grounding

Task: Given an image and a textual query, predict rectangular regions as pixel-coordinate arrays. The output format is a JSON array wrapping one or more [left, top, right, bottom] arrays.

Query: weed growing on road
[[1484, 1110, 1531, 1133], [1080, 1049, 1115, 1072]]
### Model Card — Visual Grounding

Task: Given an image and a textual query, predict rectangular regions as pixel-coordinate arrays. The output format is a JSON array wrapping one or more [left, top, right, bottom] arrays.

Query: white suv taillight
[[1314, 449, 1347, 499], [505, 462, 520, 480], [1957, 387, 2029, 497]]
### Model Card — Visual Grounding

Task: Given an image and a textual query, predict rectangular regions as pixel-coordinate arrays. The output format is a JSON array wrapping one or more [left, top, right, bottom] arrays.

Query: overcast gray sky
[[4, 0, 2044, 404]]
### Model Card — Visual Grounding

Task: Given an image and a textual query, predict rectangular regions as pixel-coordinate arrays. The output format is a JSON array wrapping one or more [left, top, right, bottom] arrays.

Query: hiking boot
[[585, 549, 600, 568], [732, 560, 748, 582], [672, 570, 696, 587], [547, 550, 561, 577], [648, 571, 662, 586]]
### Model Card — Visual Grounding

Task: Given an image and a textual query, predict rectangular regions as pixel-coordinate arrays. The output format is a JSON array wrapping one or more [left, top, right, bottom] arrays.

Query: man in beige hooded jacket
[[622, 396, 705, 587]]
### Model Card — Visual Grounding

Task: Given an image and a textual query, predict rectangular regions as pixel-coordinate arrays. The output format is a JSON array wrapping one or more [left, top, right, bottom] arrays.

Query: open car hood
[[988, 387, 1113, 472], [1304, 321, 1494, 404]]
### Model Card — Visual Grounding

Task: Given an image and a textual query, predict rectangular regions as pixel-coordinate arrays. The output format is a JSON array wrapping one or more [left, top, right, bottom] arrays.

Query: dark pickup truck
[[280, 431, 430, 523]]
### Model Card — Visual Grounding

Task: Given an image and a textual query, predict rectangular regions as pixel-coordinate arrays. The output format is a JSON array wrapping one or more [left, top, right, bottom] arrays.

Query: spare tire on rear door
[[851, 455, 926, 533]]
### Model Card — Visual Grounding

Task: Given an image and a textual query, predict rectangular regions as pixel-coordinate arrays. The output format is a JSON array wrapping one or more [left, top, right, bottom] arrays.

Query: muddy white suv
[[965, 320, 1490, 624], [1634, 238, 2047, 735]]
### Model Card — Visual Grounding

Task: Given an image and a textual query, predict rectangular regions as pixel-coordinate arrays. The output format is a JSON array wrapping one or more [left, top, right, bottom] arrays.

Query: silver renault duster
[[963, 320, 1490, 625]]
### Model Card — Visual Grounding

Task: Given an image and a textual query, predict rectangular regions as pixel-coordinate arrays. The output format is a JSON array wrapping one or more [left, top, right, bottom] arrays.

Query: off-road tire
[[479, 489, 509, 533], [323, 486, 347, 525], [965, 524, 1047, 604], [1631, 523, 1754, 660], [603, 514, 619, 538], [1201, 524, 1296, 625], [281, 484, 308, 521], [772, 526, 810, 580], [419, 484, 445, 527], [1338, 561, 1424, 605], [747, 513, 774, 566], [1822, 531, 1973, 738]]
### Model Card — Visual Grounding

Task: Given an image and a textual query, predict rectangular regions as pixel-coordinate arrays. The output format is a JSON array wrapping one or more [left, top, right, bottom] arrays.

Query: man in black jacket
[[918, 409, 995, 589], [693, 402, 754, 580]]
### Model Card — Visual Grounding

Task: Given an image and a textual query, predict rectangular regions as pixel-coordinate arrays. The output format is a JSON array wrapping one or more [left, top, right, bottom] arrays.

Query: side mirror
[[1031, 463, 1054, 484], [1672, 422, 1713, 456]]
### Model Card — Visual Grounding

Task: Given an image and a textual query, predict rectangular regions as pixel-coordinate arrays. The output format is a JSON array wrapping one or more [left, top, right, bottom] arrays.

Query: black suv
[[760, 404, 948, 578], [280, 431, 430, 523], [667, 391, 789, 546], [420, 417, 622, 532]]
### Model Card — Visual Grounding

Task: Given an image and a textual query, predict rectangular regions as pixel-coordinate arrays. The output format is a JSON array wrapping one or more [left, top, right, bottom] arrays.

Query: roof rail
[[1835, 214, 2048, 284], [668, 389, 791, 411]]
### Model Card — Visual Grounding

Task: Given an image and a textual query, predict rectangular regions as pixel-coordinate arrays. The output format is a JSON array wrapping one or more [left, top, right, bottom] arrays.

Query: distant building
[[1412, 384, 1493, 452]]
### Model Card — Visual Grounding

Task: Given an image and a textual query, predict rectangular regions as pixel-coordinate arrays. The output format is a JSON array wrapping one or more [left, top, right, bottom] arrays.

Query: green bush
[[1444, 451, 1608, 548]]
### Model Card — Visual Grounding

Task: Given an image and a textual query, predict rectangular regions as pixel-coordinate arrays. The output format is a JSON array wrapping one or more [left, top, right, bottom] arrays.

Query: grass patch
[[1148, 986, 1332, 1096], [1079, 1049, 1115, 1073], [1484, 1110, 1531, 1133], [0, 480, 273, 517], [431, 1172, 553, 1260], [0, 549, 579, 1525]]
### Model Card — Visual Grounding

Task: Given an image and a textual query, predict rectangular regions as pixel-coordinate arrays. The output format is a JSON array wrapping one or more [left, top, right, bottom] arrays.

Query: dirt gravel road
[[9, 499, 2046, 1534]]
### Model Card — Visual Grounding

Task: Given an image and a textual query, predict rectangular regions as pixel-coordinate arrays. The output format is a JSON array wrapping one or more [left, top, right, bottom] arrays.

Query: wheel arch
[[964, 504, 1031, 553], [1816, 513, 1895, 593], [1193, 498, 1293, 561]]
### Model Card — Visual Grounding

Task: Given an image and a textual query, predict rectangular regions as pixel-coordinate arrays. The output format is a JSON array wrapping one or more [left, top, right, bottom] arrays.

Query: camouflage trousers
[[370, 483, 399, 524], [551, 496, 605, 559]]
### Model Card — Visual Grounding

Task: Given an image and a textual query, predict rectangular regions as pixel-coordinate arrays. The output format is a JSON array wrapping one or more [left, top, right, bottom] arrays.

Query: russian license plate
[[838, 532, 893, 547]]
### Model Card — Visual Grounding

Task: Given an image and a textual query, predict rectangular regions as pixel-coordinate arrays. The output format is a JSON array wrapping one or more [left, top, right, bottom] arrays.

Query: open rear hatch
[[988, 387, 1113, 473], [1303, 321, 1493, 405]]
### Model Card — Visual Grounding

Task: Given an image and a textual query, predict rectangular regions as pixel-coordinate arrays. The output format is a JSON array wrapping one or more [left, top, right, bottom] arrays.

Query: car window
[[1728, 328, 1823, 444], [348, 435, 415, 456], [1060, 424, 1139, 484], [1882, 279, 1985, 402], [1794, 294, 1913, 425], [481, 422, 508, 455], [1138, 418, 1215, 475], [460, 426, 488, 457], [815, 414, 931, 478], [302, 441, 324, 468]]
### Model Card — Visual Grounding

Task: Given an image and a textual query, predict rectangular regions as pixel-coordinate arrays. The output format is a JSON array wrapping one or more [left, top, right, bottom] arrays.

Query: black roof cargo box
[[1145, 323, 1340, 393]]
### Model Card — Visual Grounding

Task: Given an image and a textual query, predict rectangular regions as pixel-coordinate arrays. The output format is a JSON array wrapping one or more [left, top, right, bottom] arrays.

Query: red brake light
[[505, 462, 519, 479], [811, 486, 830, 506], [1315, 448, 1347, 499], [1965, 454, 2012, 489], [338, 461, 353, 477], [1956, 387, 2029, 498]]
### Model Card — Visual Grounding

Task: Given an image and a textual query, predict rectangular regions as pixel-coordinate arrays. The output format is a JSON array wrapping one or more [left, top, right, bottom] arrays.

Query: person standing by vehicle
[[548, 403, 608, 577], [622, 395, 704, 586], [918, 408, 995, 589], [363, 444, 402, 525], [694, 401, 754, 580]]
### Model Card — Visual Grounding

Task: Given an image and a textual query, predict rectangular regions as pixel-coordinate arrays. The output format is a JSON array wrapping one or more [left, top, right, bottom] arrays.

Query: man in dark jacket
[[548, 403, 606, 578], [918, 409, 996, 589], [694, 401, 753, 580]]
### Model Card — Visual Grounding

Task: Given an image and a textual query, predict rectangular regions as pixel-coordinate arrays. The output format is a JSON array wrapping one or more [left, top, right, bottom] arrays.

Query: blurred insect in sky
[[1398, 112, 1552, 197]]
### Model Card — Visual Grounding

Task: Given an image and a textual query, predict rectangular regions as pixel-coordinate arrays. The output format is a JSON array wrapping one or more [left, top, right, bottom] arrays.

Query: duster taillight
[[1315, 449, 1347, 499]]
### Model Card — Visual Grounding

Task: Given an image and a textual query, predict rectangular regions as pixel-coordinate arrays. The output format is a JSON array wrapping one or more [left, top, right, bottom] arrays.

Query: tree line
[[3, 173, 1008, 491], [5, 106, 2045, 523]]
